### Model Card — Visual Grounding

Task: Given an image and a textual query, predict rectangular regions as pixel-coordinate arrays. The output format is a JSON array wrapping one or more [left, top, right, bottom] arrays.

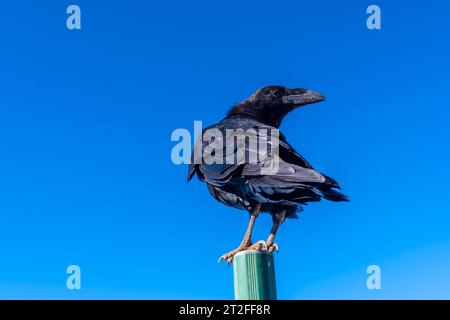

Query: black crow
[[188, 86, 348, 264]]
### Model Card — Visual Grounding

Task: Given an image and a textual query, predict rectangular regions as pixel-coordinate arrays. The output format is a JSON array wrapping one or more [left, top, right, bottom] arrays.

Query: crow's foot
[[267, 242, 279, 253], [218, 240, 267, 265]]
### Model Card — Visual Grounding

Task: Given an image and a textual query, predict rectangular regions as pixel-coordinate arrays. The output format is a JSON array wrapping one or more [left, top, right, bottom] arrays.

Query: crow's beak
[[283, 89, 325, 106]]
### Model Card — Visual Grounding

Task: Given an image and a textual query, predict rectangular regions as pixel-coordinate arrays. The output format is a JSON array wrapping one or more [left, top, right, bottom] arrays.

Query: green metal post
[[233, 250, 277, 300]]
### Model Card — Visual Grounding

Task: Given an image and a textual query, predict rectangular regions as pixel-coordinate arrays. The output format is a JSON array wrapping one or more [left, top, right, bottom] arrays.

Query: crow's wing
[[188, 124, 263, 186], [241, 153, 347, 204], [187, 119, 346, 203], [188, 122, 325, 185], [278, 133, 314, 169]]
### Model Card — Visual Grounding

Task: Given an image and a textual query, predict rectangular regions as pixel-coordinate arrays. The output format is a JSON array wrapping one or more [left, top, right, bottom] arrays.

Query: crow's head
[[249, 85, 324, 108], [227, 85, 325, 127]]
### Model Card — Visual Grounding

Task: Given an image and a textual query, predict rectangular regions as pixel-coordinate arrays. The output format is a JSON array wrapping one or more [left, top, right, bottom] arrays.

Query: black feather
[[188, 86, 348, 219]]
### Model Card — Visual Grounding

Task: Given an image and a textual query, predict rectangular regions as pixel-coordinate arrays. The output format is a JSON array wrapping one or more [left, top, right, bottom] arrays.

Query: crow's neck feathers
[[225, 101, 292, 128]]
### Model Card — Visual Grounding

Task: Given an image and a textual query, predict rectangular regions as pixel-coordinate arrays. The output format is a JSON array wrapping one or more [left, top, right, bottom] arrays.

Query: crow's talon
[[218, 240, 268, 264], [218, 244, 249, 264], [268, 243, 279, 253], [247, 240, 268, 251]]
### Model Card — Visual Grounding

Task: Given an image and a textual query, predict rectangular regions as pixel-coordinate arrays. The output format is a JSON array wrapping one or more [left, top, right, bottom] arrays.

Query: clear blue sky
[[0, 1, 449, 299]]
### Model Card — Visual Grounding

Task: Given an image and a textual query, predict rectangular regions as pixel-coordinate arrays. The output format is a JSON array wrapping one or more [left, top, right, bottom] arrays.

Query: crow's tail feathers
[[315, 173, 349, 202], [317, 187, 349, 202]]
